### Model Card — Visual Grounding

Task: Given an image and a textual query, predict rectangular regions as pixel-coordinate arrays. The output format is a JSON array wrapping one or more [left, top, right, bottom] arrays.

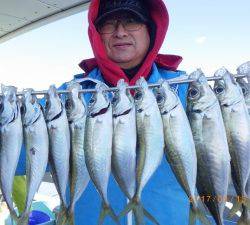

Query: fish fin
[[189, 204, 211, 225], [134, 204, 145, 225], [9, 210, 19, 222], [228, 200, 241, 219], [237, 219, 250, 225], [67, 210, 75, 225], [119, 198, 159, 225], [237, 206, 250, 225], [16, 212, 30, 225], [188, 207, 196, 225], [143, 208, 159, 225], [56, 205, 68, 225], [237, 216, 250, 225], [243, 197, 250, 209], [98, 202, 120, 225], [227, 196, 250, 219], [118, 201, 134, 218]]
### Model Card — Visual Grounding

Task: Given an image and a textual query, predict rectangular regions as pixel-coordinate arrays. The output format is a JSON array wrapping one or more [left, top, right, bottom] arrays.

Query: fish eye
[[31, 96, 36, 105], [156, 94, 165, 104], [0, 103, 4, 113], [188, 88, 199, 99], [241, 87, 248, 96], [112, 95, 119, 104], [214, 86, 224, 95], [89, 97, 96, 104], [45, 101, 50, 110], [20, 105, 26, 115], [134, 91, 143, 101], [65, 99, 72, 110]]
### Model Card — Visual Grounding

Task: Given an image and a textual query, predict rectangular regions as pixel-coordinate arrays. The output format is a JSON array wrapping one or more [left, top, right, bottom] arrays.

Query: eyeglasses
[[97, 18, 144, 34]]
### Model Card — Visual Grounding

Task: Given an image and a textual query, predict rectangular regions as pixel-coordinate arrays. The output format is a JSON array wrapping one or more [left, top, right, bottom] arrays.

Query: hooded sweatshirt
[[79, 0, 183, 86]]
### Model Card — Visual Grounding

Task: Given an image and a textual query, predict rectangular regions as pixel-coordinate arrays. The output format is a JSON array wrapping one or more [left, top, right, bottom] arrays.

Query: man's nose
[[114, 23, 128, 37]]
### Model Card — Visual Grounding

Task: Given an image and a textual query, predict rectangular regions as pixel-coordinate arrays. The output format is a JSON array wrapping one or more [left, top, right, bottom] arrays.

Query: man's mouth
[[113, 43, 132, 48]]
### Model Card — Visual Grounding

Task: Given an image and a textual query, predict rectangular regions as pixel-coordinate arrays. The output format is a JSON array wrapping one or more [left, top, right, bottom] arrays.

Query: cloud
[[195, 36, 207, 44]]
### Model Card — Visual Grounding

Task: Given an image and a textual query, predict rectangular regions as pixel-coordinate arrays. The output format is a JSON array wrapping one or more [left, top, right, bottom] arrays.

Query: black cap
[[95, 0, 150, 25]]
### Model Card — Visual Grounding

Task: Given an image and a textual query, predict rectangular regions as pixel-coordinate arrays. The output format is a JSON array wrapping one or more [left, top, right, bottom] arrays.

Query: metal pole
[[0, 74, 247, 97]]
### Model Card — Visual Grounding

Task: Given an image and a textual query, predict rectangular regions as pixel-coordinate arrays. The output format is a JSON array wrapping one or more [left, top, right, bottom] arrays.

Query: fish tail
[[119, 197, 159, 225], [237, 206, 250, 225], [67, 209, 75, 225], [243, 197, 250, 209], [228, 196, 250, 219], [134, 204, 145, 225], [9, 210, 19, 222], [56, 205, 69, 225], [98, 202, 120, 225], [189, 203, 211, 225], [16, 212, 30, 225], [238, 218, 250, 225]]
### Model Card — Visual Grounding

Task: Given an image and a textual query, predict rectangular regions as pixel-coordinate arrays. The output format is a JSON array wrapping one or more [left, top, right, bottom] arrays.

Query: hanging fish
[[237, 61, 250, 83], [18, 89, 49, 225], [154, 80, 210, 225], [0, 85, 22, 222], [45, 85, 70, 225], [236, 78, 250, 114], [84, 83, 119, 225], [112, 79, 136, 200], [65, 82, 90, 225], [236, 78, 250, 224], [187, 69, 231, 225], [120, 77, 164, 225], [213, 68, 250, 219]]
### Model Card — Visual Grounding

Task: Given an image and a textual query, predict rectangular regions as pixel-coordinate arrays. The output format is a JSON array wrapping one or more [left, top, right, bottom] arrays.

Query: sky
[[0, 0, 250, 90]]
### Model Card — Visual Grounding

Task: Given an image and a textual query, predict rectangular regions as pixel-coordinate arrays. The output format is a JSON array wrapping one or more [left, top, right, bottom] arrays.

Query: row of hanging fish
[[0, 65, 250, 225]]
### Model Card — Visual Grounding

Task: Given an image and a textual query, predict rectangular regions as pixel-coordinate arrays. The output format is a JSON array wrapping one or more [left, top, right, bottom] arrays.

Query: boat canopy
[[0, 0, 90, 43]]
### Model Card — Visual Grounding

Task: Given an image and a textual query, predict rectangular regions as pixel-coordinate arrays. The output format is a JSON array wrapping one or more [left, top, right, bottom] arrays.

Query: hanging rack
[[0, 74, 247, 97]]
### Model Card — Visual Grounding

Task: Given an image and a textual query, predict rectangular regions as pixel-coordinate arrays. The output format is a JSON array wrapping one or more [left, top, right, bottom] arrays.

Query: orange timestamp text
[[189, 195, 247, 203]]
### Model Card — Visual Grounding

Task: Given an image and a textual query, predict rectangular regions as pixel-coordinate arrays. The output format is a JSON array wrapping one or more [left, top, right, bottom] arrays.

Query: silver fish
[[84, 83, 119, 225], [45, 85, 70, 225], [154, 80, 210, 225], [237, 61, 250, 83], [236, 78, 250, 114], [214, 68, 250, 218], [237, 177, 250, 225], [112, 79, 136, 199], [187, 69, 231, 225], [120, 77, 164, 225], [65, 82, 90, 225], [238, 80, 250, 224], [0, 85, 22, 221], [18, 89, 49, 225]]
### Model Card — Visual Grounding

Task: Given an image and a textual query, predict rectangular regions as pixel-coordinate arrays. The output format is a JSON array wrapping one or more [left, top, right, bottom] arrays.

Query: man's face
[[97, 14, 150, 69]]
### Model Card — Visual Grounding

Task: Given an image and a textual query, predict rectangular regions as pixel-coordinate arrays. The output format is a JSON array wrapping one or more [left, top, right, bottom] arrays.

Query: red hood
[[79, 0, 183, 86]]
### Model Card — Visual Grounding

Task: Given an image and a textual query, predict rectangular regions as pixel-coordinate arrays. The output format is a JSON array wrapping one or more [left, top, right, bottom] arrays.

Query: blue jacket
[[16, 63, 192, 225]]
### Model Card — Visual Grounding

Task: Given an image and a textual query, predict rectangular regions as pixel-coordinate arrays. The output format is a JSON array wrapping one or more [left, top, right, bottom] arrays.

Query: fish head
[[236, 78, 250, 106], [153, 79, 179, 114], [0, 85, 18, 125], [88, 83, 110, 117], [187, 69, 217, 113], [134, 77, 156, 112], [214, 67, 243, 106], [237, 61, 250, 83], [45, 85, 62, 121], [21, 89, 41, 126], [65, 82, 86, 122], [112, 79, 133, 116]]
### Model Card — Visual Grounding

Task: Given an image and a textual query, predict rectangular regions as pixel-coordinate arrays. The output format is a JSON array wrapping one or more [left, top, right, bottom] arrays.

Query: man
[[71, 0, 189, 224], [17, 0, 190, 224]]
